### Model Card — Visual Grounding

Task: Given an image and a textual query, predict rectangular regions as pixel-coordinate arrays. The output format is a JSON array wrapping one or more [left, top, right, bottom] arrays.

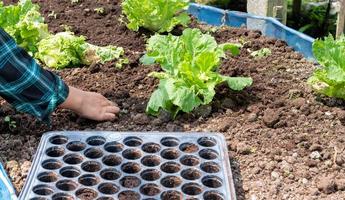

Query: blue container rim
[[188, 3, 316, 60]]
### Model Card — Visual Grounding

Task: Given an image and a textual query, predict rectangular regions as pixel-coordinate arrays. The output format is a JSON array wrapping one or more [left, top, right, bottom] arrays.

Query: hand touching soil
[[60, 86, 120, 121]]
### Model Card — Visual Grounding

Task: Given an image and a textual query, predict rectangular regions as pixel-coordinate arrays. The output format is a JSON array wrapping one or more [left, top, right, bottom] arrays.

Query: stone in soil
[[193, 105, 212, 118], [309, 144, 323, 152], [317, 176, 337, 194], [132, 113, 150, 125], [262, 108, 280, 128], [247, 113, 257, 122], [336, 179, 345, 191]]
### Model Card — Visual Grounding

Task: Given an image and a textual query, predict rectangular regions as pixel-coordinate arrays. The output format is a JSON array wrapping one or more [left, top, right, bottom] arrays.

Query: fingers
[[108, 101, 118, 107], [105, 105, 120, 114], [72, 91, 120, 121], [102, 113, 116, 121], [96, 105, 120, 121], [100, 98, 112, 106], [99, 96, 117, 107]]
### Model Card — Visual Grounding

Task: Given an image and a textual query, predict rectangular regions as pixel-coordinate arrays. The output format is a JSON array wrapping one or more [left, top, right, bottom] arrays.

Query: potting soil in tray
[[19, 131, 236, 200]]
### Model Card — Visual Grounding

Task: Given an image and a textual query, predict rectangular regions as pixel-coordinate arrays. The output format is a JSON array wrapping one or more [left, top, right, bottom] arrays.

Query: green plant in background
[[94, 7, 105, 15], [4, 116, 16, 129], [60, 24, 72, 32], [308, 35, 345, 99], [0, 0, 127, 70], [0, 0, 49, 54], [36, 32, 124, 69], [122, 0, 190, 33], [287, 0, 337, 38], [48, 10, 57, 19], [250, 48, 272, 59], [141, 28, 252, 117], [192, 0, 231, 8]]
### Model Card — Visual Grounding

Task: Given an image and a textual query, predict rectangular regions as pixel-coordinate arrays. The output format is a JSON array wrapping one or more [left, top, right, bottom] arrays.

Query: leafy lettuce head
[[36, 32, 86, 69], [141, 28, 252, 117], [308, 35, 345, 99], [0, 0, 49, 54], [122, 0, 190, 33], [36, 32, 125, 69]]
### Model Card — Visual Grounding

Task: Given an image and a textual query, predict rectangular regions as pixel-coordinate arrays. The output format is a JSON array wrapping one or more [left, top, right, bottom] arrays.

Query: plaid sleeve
[[0, 28, 69, 121]]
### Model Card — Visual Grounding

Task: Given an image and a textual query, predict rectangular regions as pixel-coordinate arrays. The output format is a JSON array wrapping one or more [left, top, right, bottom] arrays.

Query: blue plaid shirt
[[0, 28, 69, 121]]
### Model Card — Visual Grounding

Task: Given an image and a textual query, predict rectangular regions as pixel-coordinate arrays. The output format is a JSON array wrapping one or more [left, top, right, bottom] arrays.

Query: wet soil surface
[[2, 0, 345, 200]]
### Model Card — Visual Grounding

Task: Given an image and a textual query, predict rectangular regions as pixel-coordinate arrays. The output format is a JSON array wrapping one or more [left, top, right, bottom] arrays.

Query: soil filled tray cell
[[19, 131, 236, 200]]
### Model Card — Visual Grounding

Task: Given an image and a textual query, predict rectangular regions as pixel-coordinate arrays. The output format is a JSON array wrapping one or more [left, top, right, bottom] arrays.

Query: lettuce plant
[[36, 32, 124, 69], [0, 0, 49, 54], [308, 35, 345, 99], [193, 0, 230, 8], [0, 0, 126, 69], [141, 28, 252, 117], [250, 48, 272, 59], [122, 0, 190, 33]]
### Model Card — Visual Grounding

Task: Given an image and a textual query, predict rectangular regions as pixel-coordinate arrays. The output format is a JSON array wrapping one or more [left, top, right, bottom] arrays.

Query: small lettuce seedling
[[94, 7, 105, 15], [250, 48, 272, 59], [141, 28, 253, 117], [122, 0, 190, 33], [48, 11, 57, 19], [308, 35, 345, 99], [4, 116, 16, 130]]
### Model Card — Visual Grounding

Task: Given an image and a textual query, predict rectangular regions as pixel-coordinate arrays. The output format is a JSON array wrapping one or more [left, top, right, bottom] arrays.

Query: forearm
[[59, 86, 83, 111], [0, 28, 69, 121]]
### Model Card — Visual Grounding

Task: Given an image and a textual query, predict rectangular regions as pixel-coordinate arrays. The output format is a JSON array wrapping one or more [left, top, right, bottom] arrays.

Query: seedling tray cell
[[19, 131, 236, 200]]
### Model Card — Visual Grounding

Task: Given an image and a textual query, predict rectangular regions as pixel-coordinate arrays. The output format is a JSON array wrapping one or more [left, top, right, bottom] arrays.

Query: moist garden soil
[[1, 0, 345, 200]]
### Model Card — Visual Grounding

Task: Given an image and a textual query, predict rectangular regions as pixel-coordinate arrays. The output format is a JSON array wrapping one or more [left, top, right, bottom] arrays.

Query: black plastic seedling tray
[[20, 131, 236, 200]]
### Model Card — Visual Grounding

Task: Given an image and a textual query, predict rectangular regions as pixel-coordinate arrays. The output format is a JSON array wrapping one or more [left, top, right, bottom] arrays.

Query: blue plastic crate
[[188, 3, 315, 60], [0, 163, 17, 200]]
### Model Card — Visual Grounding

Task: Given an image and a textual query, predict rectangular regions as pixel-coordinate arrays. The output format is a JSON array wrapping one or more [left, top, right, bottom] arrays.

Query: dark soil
[[161, 176, 182, 188], [76, 188, 98, 200], [161, 190, 183, 200], [141, 155, 160, 167], [140, 183, 161, 196], [120, 176, 141, 188], [180, 143, 199, 153], [161, 162, 181, 174], [182, 169, 202, 180], [1, 0, 345, 200], [118, 191, 140, 200], [180, 155, 200, 166], [142, 142, 161, 153], [201, 162, 221, 173], [140, 169, 161, 181]]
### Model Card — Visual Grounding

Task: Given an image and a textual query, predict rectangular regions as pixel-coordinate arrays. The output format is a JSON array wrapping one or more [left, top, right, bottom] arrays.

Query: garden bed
[[1, 0, 345, 199]]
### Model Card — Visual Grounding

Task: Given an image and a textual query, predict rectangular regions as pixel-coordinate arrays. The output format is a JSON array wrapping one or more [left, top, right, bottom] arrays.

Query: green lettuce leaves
[[141, 28, 252, 117], [250, 48, 272, 59], [36, 32, 125, 69], [122, 0, 190, 33], [193, 0, 231, 8], [308, 35, 345, 99], [0, 0, 126, 69], [0, 0, 49, 54]]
